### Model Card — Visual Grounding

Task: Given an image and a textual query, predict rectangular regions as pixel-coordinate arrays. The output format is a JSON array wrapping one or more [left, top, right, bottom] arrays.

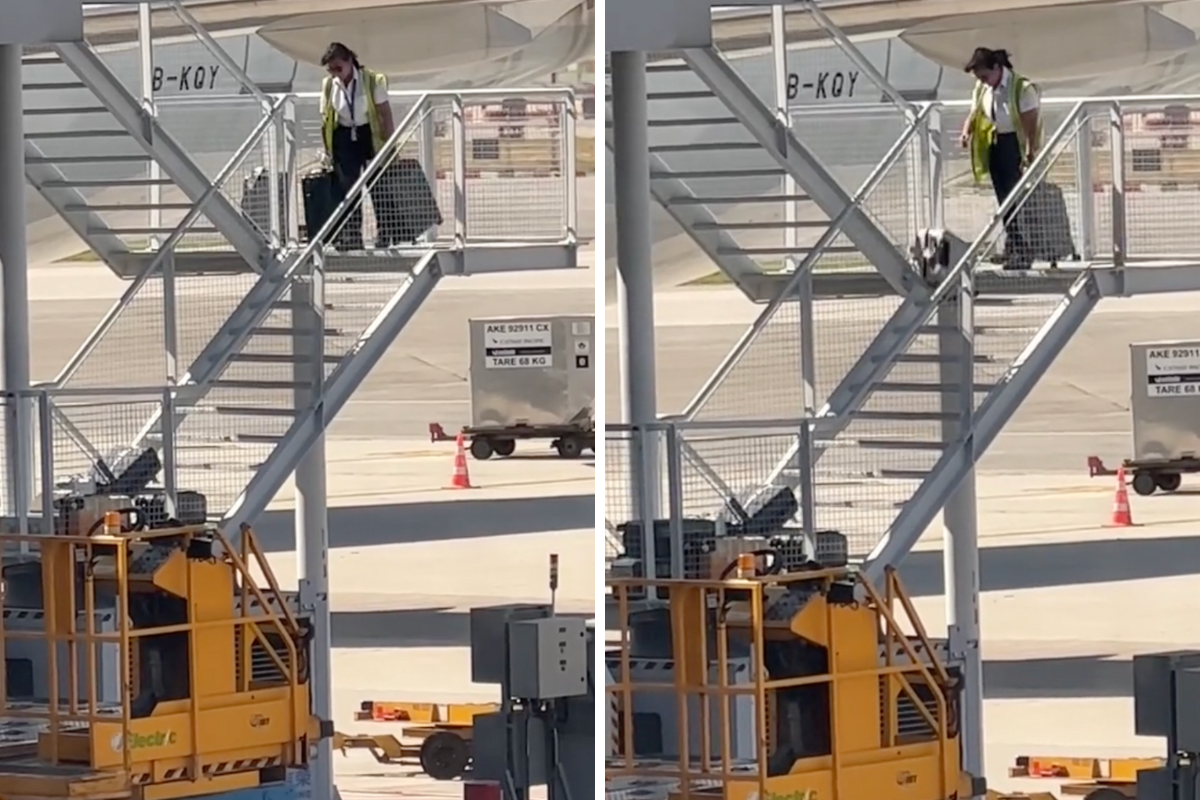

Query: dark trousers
[[989, 132, 1025, 256], [330, 124, 375, 248]]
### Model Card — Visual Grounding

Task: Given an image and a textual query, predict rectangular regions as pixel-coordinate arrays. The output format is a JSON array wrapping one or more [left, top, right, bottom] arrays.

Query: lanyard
[[345, 75, 358, 140]]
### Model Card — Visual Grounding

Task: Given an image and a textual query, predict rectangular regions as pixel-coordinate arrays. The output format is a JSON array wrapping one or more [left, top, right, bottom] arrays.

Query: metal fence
[[605, 419, 837, 575]]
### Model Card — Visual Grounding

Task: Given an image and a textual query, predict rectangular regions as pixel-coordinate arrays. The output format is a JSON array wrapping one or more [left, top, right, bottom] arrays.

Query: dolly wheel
[[419, 731, 470, 780], [556, 437, 583, 459], [1132, 471, 1158, 497], [493, 439, 516, 458], [1156, 472, 1183, 493], [469, 438, 493, 461], [1084, 788, 1129, 800]]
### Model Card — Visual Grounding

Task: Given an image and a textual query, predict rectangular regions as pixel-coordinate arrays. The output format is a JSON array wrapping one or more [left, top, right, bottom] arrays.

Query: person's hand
[[959, 131, 971, 149]]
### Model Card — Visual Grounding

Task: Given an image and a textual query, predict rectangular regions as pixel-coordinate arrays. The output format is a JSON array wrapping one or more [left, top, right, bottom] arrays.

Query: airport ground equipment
[[606, 531, 984, 800], [332, 702, 498, 780], [1086, 340, 1200, 495], [0, 517, 326, 800], [429, 314, 595, 460]]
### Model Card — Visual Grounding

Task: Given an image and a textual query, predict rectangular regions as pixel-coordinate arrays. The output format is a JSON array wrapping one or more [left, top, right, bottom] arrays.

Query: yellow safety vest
[[322, 68, 387, 155], [968, 71, 1043, 183]]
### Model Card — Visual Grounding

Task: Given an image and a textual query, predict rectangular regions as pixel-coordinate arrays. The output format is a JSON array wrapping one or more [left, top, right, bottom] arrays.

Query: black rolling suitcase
[[374, 158, 443, 245], [239, 167, 289, 236], [301, 167, 338, 243], [1017, 181, 1077, 266]]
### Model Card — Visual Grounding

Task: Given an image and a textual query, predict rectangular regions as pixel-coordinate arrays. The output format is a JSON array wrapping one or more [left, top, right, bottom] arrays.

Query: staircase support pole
[[938, 283, 984, 792], [0, 44, 33, 534], [611, 50, 661, 570], [293, 267, 334, 800]]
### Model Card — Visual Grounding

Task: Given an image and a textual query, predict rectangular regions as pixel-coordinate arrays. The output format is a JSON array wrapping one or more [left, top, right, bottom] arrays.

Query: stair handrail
[[925, 101, 1092, 303], [50, 94, 292, 390], [118, 96, 434, 457], [162, 0, 270, 107], [681, 103, 935, 421]]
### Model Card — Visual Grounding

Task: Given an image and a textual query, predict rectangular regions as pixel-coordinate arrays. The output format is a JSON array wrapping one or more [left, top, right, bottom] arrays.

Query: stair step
[[645, 62, 692, 74], [91, 226, 218, 235], [649, 142, 761, 154], [669, 193, 811, 206], [855, 410, 958, 423], [695, 220, 829, 231], [647, 117, 738, 127], [884, 353, 996, 365], [856, 439, 945, 452], [230, 352, 341, 365], [32, 154, 149, 165], [44, 178, 174, 188], [270, 300, 334, 312], [605, 90, 715, 102], [26, 129, 127, 140], [875, 381, 997, 393], [25, 105, 110, 116], [69, 202, 193, 212], [253, 326, 344, 337], [210, 406, 297, 418], [23, 82, 86, 91], [720, 245, 858, 256], [878, 469, 932, 481], [652, 168, 783, 180], [213, 379, 309, 391], [217, 433, 284, 445]]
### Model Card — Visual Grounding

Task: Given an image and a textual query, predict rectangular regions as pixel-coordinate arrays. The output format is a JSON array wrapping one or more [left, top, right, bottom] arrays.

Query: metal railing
[[154, 87, 579, 248]]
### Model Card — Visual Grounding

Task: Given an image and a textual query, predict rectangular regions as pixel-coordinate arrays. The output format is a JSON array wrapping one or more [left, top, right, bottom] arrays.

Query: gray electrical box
[[1130, 342, 1200, 461], [508, 617, 589, 700], [469, 604, 552, 685], [472, 711, 548, 787]]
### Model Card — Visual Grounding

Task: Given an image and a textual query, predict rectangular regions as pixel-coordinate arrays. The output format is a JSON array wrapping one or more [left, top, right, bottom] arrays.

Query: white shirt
[[979, 68, 1039, 134], [321, 68, 390, 128]]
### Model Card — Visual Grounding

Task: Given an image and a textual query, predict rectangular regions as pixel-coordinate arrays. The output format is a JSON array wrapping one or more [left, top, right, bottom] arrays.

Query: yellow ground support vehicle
[[606, 562, 985, 800], [0, 519, 319, 800]]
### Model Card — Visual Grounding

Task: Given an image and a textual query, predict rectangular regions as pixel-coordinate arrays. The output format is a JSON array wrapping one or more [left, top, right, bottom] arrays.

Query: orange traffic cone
[[1108, 465, 1134, 527], [448, 432, 475, 490]]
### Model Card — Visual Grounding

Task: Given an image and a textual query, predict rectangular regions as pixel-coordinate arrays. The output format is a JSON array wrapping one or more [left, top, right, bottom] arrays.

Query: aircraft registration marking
[[152, 64, 221, 92], [787, 70, 859, 101]]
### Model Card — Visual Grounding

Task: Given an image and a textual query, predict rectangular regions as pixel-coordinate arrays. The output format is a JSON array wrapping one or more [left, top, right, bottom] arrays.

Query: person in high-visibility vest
[[318, 42, 396, 250], [959, 47, 1043, 268]]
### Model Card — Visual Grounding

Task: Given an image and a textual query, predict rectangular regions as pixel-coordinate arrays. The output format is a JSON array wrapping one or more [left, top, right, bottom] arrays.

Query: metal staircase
[[604, 13, 928, 302], [681, 88, 1116, 556], [48, 88, 579, 520], [610, 22, 1146, 558], [23, 5, 281, 277]]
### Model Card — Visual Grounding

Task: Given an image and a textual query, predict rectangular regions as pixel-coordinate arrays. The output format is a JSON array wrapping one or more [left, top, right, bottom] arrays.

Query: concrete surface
[[23, 240, 594, 798], [604, 263, 1200, 792]]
